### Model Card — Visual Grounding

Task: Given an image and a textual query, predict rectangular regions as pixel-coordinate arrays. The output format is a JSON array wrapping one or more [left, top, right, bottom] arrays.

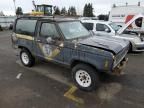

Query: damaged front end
[[112, 58, 128, 76]]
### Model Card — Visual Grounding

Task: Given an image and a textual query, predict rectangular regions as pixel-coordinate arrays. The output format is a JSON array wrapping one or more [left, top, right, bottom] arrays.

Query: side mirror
[[105, 28, 111, 33], [46, 36, 60, 44], [46, 37, 53, 43]]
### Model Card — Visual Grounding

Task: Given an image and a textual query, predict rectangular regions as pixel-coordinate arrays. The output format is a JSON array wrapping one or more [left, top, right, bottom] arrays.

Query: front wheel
[[72, 64, 100, 91], [128, 43, 133, 52], [20, 49, 35, 67]]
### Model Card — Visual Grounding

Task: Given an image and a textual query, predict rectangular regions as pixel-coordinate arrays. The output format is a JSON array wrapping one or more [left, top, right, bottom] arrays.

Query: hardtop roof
[[17, 16, 78, 22]]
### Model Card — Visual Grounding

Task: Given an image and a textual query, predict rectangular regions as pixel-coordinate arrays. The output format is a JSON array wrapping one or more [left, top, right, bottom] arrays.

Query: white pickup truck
[[81, 14, 144, 52]]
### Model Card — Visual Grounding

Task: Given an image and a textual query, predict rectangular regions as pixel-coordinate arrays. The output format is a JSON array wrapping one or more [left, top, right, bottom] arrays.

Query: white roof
[[81, 20, 111, 24]]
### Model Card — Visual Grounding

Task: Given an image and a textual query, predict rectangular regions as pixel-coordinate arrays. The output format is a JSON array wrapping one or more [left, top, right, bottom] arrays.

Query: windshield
[[109, 22, 120, 31], [58, 21, 90, 39]]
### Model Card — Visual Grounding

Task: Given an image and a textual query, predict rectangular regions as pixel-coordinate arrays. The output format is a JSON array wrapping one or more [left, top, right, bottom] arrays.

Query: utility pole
[[138, 1, 141, 6], [126, 2, 128, 6], [32, 0, 36, 10], [13, 0, 16, 15]]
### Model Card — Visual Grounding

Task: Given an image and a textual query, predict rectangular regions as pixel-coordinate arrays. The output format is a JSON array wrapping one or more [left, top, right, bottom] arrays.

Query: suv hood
[[78, 36, 129, 54]]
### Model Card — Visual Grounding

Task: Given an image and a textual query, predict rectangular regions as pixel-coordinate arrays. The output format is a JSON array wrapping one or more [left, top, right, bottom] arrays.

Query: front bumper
[[133, 42, 144, 51], [112, 58, 128, 76]]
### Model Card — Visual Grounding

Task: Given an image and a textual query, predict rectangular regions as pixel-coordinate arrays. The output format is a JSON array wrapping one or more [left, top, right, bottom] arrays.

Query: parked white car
[[82, 20, 119, 36], [81, 18, 144, 52]]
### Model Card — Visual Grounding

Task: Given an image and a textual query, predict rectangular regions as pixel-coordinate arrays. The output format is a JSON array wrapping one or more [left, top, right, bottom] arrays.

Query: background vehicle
[[81, 20, 120, 36], [0, 16, 15, 29], [11, 16, 129, 91], [9, 23, 13, 30], [30, 4, 53, 16], [109, 4, 144, 27], [27, 1, 53, 16], [81, 19, 144, 52], [0, 25, 3, 31]]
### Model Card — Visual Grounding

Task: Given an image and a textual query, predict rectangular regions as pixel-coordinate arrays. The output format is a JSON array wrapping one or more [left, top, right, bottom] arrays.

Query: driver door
[[35, 22, 64, 62]]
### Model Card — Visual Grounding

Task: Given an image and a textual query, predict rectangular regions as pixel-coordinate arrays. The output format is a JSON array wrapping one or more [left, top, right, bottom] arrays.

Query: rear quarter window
[[15, 19, 37, 36]]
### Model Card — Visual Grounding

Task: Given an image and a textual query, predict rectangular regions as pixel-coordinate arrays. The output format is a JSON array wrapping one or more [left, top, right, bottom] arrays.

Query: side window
[[82, 23, 94, 30], [96, 23, 109, 31], [135, 17, 142, 27], [40, 23, 59, 37], [16, 19, 37, 36]]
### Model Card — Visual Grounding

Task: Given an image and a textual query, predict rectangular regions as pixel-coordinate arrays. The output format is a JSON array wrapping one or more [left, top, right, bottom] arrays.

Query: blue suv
[[11, 16, 129, 91]]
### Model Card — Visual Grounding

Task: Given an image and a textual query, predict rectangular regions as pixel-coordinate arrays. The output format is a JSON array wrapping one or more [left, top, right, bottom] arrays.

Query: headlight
[[132, 37, 142, 43]]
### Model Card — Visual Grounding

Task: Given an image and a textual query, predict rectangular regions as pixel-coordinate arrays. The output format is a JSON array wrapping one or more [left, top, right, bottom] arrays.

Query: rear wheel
[[20, 49, 35, 67], [72, 64, 100, 91]]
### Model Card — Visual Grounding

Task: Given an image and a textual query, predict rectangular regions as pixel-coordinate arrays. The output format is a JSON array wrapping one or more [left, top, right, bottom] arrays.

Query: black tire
[[128, 43, 133, 53], [0, 25, 3, 31], [72, 63, 100, 91], [20, 49, 35, 67]]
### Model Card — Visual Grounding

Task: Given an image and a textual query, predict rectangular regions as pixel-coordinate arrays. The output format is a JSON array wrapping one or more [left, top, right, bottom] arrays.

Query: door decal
[[38, 43, 63, 61], [42, 44, 52, 57]]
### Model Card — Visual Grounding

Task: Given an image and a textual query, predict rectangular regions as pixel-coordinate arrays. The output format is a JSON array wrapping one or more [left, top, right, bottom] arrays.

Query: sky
[[0, 0, 144, 16]]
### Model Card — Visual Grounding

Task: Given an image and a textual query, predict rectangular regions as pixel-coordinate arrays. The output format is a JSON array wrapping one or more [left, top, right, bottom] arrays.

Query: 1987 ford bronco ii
[[11, 16, 129, 91]]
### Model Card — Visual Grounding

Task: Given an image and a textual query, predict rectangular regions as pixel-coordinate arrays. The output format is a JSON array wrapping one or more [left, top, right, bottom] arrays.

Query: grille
[[113, 45, 128, 68]]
